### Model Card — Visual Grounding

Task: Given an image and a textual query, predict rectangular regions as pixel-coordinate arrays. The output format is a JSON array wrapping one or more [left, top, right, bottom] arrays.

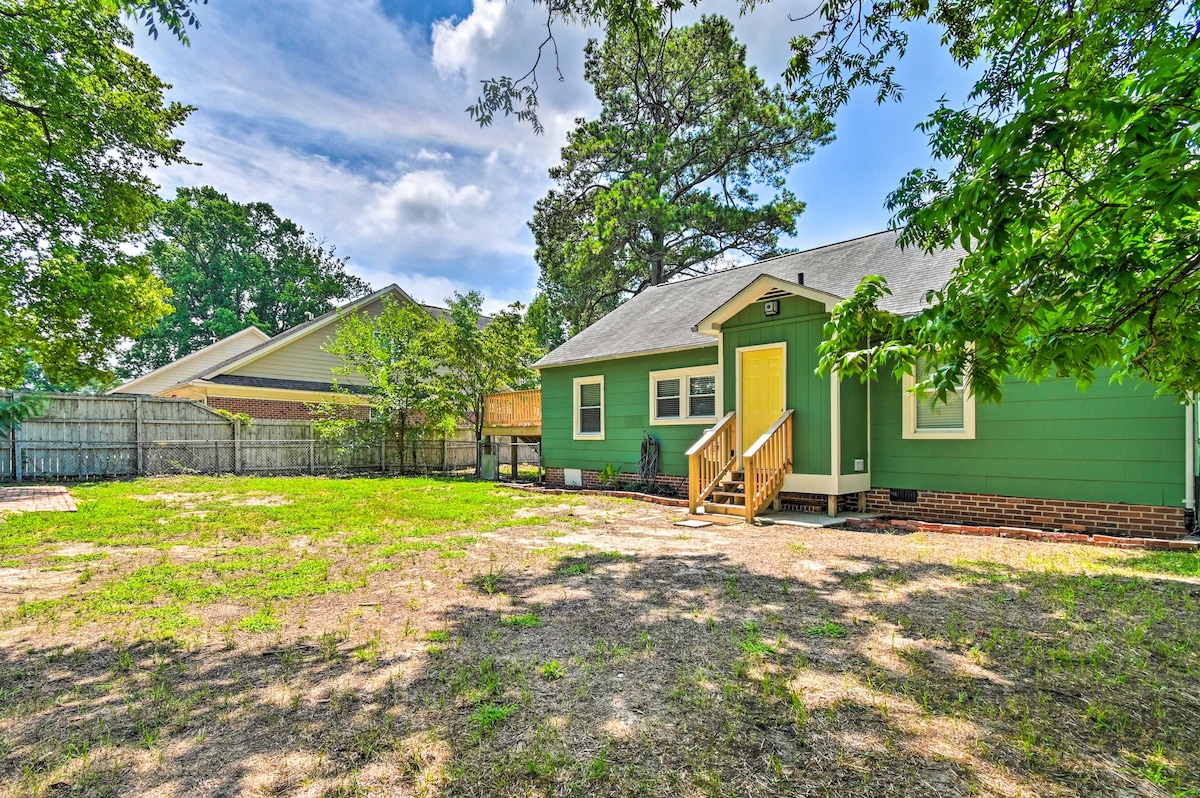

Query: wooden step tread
[[712, 491, 747, 500], [685, 513, 743, 526], [703, 503, 748, 516]]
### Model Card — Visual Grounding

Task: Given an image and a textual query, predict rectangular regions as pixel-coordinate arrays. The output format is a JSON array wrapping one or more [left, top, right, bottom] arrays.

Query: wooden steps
[[687, 409, 792, 523], [704, 469, 747, 515]]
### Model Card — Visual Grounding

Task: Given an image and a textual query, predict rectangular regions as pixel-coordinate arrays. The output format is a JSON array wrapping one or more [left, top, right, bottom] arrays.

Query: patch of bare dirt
[[223, 493, 293, 507], [130, 492, 214, 508]]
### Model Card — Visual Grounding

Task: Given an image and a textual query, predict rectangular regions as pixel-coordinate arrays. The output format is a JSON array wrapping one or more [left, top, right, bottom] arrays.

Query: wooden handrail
[[685, 410, 736, 457], [743, 409, 794, 460], [687, 411, 737, 514], [744, 409, 794, 522], [484, 389, 541, 428]]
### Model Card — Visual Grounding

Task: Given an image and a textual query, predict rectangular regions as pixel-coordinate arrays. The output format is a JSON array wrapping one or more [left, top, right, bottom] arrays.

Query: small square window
[[914, 357, 965, 432], [902, 356, 975, 440]]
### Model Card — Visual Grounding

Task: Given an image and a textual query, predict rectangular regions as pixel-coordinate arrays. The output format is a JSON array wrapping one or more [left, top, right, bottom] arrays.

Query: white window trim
[[901, 371, 976, 440], [648, 365, 719, 426], [573, 375, 605, 441]]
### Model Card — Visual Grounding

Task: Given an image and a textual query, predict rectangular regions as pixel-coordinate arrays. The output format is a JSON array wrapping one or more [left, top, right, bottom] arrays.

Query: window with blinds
[[914, 357, 965, 432], [655, 378, 681, 419], [578, 380, 603, 435]]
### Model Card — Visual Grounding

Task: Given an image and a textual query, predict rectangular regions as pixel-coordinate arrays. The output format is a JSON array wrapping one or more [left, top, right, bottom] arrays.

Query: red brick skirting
[[509, 482, 688, 507], [206, 396, 370, 421], [545, 470, 1190, 539], [864, 487, 1188, 540], [843, 517, 1198, 551], [544, 468, 687, 499]]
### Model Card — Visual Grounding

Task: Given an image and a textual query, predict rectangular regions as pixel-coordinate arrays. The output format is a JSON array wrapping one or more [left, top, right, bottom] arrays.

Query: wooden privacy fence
[[1, 392, 539, 481]]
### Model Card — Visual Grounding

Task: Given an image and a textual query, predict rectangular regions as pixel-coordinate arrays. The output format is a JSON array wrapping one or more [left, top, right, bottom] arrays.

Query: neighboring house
[[112, 284, 476, 426], [525, 230, 1194, 539]]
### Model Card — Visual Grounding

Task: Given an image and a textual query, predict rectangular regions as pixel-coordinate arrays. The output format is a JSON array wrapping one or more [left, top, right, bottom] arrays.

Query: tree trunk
[[650, 208, 666, 285]]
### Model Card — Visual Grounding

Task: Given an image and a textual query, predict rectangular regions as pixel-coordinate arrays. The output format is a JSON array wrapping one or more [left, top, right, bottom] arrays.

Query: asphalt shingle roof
[[534, 230, 961, 369], [176, 285, 491, 388]]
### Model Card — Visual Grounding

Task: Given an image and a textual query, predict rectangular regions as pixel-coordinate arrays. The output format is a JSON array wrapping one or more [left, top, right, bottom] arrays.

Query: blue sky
[[135, 1, 974, 313]]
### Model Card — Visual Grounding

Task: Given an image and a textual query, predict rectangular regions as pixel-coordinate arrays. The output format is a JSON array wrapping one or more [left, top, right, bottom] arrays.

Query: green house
[[518, 230, 1195, 539]]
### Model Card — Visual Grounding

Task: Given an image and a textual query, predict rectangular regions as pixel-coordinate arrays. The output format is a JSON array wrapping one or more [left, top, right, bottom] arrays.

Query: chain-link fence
[[7, 437, 541, 481]]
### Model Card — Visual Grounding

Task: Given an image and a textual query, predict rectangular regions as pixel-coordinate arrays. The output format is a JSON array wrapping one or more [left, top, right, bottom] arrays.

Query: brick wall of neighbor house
[[863, 487, 1188, 539], [544, 467, 688, 497], [206, 396, 369, 421]]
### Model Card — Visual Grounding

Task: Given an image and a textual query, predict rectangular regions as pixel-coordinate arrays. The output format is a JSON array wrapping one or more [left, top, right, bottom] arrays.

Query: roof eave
[[533, 341, 718, 371]]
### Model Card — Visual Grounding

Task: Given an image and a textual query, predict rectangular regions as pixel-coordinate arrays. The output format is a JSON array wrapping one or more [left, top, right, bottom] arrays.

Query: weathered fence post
[[441, 438, 447, 473], [12, 392, 21, 482], [510, 441, 519, 481], [232, 417, 242, 476], [135, 397, 145, 476], [308, 423, 315, 475], [380, 434, 387, 475]]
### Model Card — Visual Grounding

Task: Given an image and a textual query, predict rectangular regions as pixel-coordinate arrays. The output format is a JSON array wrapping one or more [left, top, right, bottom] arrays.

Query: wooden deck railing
[[685, 411, 737, 514], [484, 389, 542, 430], [743, 409, 794, 522]]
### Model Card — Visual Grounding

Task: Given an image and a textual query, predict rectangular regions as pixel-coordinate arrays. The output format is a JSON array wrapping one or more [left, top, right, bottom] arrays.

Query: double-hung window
[[649, 366, 719, 425], [902, 356, 975, 439], [573, 376, 605, 439]]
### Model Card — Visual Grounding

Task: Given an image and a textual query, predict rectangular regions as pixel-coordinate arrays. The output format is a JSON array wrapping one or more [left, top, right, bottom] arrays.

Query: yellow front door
[[739, 345, 786, 457]]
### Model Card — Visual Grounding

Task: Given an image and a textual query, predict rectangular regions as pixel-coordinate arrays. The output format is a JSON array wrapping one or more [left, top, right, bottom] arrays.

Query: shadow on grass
[[1, 546, 1198, 797]]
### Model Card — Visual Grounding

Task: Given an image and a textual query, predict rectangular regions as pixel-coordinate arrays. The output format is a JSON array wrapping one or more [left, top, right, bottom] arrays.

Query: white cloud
[[131, 0, 964, 315], [431, 0, 509, 77], [363, 169, 491, 232]]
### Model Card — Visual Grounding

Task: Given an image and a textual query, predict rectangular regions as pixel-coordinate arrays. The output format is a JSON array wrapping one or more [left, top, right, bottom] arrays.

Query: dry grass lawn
[[0, 476, 1198, 797]]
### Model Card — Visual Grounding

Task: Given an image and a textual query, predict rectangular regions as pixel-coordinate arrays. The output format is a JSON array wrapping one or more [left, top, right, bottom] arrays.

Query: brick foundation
[[863, 487, 1188, 540], [545, 469, 1190, 539], [779, 492, 864, 514], [544, 467, 688, 498], [206, 396, 370, 421]]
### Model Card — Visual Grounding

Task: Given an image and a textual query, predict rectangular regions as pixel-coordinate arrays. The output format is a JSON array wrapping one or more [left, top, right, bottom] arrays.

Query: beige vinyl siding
[[225, 296, 389, 386], [112, 328, 269, 396]]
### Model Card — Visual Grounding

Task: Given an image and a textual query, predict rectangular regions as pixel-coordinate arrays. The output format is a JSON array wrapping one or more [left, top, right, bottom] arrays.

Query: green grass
[[0, 475, 572, 558], [502, 613, 542, 629], [237, 606, 280, 633], [1121, 551, 1200, 577], [0, 476, 573, 636], [44, 552, 109, 564], [804, 622, 848, 639], [469, 704, 515, 737], [737, 622, 776, 655], [5, 476, 1198, 797], [19, 549, 355, 634], [539, 660, 566, 680]]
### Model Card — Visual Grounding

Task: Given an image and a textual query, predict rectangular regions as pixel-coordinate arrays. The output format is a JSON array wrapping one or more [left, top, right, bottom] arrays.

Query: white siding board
[[112, 328, 269, 396], [224, 296, 388, 386]]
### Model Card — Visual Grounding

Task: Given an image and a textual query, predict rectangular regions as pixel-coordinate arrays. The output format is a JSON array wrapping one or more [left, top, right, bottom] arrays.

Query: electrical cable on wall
[[639, 431, 659, 481]]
